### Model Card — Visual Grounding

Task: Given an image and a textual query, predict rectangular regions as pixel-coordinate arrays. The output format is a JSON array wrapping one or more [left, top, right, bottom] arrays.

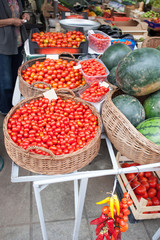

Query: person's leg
[[12, 46, 23, 88], [0, 54, 13, 114]]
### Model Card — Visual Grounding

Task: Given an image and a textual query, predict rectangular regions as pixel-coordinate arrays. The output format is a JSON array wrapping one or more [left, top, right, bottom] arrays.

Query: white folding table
[[11, 134, 160, 240]]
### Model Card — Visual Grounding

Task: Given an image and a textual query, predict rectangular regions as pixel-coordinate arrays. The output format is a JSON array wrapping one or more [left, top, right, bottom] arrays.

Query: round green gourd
[[107, 66, 118, 87], [136, 117, 160, 146], [143, 90, 160, 118], [113, 94, 145, 127], [100, 43, 131, 71], [116, 48, 160, 96]]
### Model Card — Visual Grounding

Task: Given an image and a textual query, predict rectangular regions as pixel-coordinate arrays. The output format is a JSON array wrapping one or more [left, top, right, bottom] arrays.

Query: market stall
[[2, 0, 160, 240]]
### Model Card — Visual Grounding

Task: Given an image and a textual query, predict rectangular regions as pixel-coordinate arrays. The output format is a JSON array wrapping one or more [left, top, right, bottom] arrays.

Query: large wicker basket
[[18, 53, 86, 99], [142, 36, 160, 48], [3, 90, 102, 175], [102, 89, 160, 165]]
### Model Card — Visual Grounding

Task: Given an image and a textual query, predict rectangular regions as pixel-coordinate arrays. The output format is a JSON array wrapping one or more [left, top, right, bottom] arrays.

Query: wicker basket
[[102, 88, 160, 165], [141, 36, 160, 48], [3, 89, 102, 175], [18, 53, 86, 99]]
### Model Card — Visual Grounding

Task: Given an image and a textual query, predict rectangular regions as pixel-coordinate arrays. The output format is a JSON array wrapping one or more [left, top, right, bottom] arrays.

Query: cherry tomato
[[102, 206, 109, 214], [119, 223, 129, 232]]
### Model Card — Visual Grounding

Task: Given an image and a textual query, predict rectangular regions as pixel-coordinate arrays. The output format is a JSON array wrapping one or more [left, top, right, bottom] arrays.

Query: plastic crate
[[29, 28, 88, 55], [144, 20, 160, 30], [88, 30, 111, 54], [78, 58, 110, 85], [78, 81, 109, 103]]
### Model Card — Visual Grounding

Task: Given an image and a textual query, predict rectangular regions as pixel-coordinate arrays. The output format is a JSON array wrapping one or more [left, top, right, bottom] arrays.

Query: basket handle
[[56, 88, 76, 97], [31, 81, 52, 89], [59, 52, 76, 60], [26, 146, 56, 159]]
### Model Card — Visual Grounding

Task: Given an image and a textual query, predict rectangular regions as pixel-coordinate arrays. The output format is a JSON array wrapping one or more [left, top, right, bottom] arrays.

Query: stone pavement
[[0, 113, 159, 240]]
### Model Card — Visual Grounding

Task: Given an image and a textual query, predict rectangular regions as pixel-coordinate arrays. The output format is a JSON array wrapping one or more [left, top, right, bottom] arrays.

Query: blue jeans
[[0, 46, 23, 114]]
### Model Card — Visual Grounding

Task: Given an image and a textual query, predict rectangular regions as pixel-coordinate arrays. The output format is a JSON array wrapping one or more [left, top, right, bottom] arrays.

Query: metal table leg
[[152, 228, 160, 240], [33, 183, 49, 240], [72, 178, 88, 240]]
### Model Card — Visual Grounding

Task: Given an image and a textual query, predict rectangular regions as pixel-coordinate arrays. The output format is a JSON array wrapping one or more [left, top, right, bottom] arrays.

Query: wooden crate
[[116, 152, 160, 220]]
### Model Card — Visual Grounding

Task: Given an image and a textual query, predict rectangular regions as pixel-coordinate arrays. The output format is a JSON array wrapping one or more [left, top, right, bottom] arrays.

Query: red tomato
[[156, 183, 160, 191], [146, 199, 152, 206], [121, 163, 131, 168], [135, 185, 146, 196], [148, 188, 157, 198], [141, 180, 150, 190], [148, 177, 157, 188], [136, 195, 142, 202], [141, 191, 148, 199], [122, 208, 130, 216], [148, 175, 158, 183], [131, 180, 141, 189], [151, 197, 160, 206], [144, 172, 153, 178], [138, 176, 148, 183], [157, 190, 160, 201], [126, 173, 136, 182]]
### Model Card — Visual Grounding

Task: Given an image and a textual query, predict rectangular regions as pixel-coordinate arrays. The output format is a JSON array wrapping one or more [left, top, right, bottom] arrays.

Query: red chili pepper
[[107, 219, 117, 239], [96, 222, 105, 235], [90, 217, 101, 225], [96, 233, 104, 240], [90, 213, 108, 225], [104, 232, 111, 240]]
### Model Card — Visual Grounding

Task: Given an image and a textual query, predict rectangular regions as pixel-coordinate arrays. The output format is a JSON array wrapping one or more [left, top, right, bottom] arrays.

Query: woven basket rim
[[142, 36, 160, 48], [105, 89, 160, 153], [3, 92, 102, 161]]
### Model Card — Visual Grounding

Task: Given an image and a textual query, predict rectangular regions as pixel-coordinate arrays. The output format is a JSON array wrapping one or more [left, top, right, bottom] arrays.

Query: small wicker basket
[[102, 89, 160, 165], [3, 90, 102, 175], [141, 36, 160, 48], [18, 53, 86, 99]]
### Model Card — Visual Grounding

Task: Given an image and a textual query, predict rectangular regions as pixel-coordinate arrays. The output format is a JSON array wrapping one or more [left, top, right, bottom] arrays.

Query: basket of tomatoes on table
[[3, 89, 102, 175], [18, 54, 87, 98]]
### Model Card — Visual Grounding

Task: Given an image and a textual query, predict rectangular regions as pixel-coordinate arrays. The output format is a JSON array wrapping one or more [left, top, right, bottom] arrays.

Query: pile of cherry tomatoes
[[31, 30, 85, 48], [89, 32, 111, 53], [7, 97, 99, 156], [79, 58, 108, 85], [22, 58, 86, 90], [80, 81, 109, 103], [122, 162, 160, 210]]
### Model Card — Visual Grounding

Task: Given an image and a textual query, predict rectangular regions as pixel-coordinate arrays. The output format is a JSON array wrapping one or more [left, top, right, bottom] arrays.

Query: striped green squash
[[136, 117, 160, 146]]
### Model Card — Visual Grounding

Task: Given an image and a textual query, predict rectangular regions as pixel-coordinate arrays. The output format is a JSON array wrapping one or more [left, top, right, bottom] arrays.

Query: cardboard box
[[112, 18, 148, 39], [96, 18, 148, 40]]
